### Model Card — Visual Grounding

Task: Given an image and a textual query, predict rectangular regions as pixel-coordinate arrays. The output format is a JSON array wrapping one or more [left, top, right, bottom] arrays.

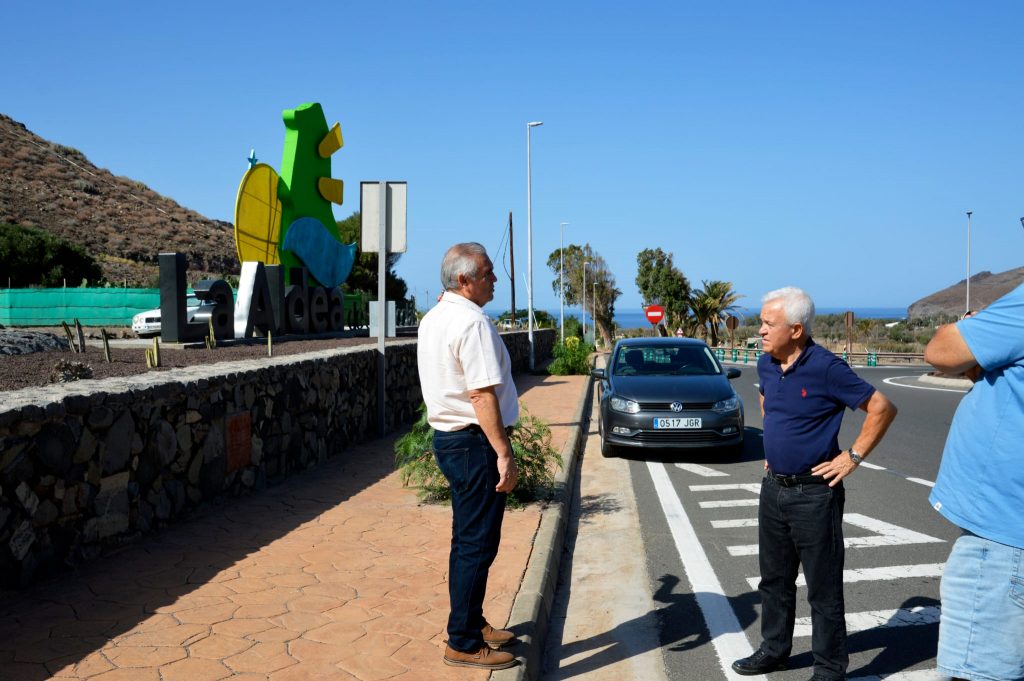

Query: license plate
[[653, 417, 702, 429]]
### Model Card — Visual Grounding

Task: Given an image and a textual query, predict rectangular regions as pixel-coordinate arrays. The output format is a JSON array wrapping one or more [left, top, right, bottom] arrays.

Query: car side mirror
[[591, 368, 607, 379], [726, 367, 741, 379]]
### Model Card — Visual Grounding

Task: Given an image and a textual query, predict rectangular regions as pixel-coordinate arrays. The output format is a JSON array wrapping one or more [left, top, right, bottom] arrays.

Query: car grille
[[632, 430, 725, 444], [638, 401, 715, 411]]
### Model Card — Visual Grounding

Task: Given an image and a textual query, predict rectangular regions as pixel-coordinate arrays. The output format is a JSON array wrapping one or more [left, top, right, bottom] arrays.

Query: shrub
[[394, 404, 563, 508], [0, 223, 103, 287], [548, 336, 595, 375], [50, 359, 93, 383]]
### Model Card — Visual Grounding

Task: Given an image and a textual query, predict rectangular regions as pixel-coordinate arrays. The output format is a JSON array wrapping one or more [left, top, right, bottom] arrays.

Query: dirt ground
[[0, 329, 381, 393]]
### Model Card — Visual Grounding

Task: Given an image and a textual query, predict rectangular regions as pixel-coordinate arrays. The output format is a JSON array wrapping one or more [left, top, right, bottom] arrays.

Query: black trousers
[[432, 427, 507, 652], [757, 474, 848, 679]]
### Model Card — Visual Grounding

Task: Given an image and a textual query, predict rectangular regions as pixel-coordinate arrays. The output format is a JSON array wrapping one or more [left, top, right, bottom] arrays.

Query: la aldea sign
[[160, 101, 362, 343], [159, 253, 348, 343]]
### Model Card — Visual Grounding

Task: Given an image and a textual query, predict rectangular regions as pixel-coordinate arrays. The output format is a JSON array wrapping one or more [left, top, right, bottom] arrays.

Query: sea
[[530, 306, 907, 329]]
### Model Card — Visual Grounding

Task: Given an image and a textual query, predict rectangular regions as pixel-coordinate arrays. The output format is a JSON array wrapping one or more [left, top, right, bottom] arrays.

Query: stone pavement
[[0, 372, 587, 681]]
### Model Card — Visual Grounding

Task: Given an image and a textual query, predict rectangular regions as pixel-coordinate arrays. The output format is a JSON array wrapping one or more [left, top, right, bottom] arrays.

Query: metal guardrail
[[712, 347, 927, 367]]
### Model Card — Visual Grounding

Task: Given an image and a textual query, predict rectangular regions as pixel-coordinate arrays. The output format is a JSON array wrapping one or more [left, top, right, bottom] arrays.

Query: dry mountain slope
[[0, 113, 238, 285], [908, 267, 1024, 317]]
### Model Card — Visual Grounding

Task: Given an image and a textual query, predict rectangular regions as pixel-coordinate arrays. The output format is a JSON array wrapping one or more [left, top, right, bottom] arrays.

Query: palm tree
[[691, 280, 742, 346]]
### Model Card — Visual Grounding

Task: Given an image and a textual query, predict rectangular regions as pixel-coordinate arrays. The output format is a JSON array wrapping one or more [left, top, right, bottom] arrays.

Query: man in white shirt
[[417, 242, 520, 671]]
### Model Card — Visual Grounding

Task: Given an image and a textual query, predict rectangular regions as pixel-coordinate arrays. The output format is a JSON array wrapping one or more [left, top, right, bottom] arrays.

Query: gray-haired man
[[417, 242, 519, 670]]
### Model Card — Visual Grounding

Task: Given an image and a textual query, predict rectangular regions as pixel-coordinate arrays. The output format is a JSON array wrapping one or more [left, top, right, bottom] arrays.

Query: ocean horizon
[[481, 306, 907, 328]]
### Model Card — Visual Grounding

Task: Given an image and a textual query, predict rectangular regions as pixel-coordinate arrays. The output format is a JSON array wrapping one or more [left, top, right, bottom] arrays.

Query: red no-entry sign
[[645, 305, 665, 325]]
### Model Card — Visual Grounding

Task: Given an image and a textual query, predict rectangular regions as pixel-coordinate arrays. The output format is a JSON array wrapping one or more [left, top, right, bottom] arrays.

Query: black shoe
[[731, 647, 788, 675]]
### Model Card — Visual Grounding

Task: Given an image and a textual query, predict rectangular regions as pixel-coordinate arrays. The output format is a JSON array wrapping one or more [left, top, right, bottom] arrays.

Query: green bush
[[0, 223, 103, 287], [394, 404, 563, 508], [548, 336, 595, 375]]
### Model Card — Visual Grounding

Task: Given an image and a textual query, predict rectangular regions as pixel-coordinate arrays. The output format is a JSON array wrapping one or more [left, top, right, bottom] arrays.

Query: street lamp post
[[583, 261, 591, 339], [526, 121, 543, 371], [559, 221, 568, 344], [966, 211, 972, 315], [592, 280, 597, 345]]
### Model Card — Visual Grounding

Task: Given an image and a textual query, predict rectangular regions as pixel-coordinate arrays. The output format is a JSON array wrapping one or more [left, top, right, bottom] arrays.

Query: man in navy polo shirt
[[732, 287, 897, 681]]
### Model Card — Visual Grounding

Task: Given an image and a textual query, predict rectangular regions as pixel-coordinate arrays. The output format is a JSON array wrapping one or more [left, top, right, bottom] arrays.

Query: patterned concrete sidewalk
[[0, 373, 586, 681]]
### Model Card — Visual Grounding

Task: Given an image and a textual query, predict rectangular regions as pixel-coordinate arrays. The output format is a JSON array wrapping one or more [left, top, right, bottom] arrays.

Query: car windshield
[[612, 345, 721, 376]]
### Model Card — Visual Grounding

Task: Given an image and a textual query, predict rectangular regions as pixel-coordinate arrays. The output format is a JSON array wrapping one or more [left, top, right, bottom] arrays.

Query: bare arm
[[925, 323, 979, 375], [468, 385, 518, 493], [812, 390, 898, 487]]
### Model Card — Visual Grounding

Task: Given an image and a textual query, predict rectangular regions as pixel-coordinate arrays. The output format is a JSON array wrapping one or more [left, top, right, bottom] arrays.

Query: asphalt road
[[552, 364, 969, 681]]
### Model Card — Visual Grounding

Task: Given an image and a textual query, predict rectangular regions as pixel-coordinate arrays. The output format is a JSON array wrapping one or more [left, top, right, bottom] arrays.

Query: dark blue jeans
[[433, 428, 508, 653], [758, 475, 848, 680]]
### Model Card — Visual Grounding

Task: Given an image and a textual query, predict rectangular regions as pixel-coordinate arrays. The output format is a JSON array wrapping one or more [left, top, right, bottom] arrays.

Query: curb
[[492, 372, 594, 681], [918, 373, 973, 389]]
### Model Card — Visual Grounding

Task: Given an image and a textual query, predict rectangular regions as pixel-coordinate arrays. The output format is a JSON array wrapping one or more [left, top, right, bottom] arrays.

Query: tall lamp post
[[592, 280, 597, 345], [526, 121, 543, 371], [559, 221, 568, 343], [966, 211, 972, 315], [583, 261, 591, 339]]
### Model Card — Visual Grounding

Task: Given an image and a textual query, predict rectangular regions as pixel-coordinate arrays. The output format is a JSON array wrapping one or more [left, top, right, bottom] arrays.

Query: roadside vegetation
[[394, 404, 563, 508], [0, 223, 104, 287]]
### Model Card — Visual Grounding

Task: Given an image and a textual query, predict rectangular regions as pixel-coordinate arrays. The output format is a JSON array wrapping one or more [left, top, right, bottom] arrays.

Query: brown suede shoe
[[444, 644, 516, 670], [482, 623, 517, 649]]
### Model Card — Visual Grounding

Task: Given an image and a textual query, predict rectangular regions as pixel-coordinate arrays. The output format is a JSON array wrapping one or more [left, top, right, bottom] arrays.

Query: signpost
[[360, 181, 408, 437], [645, 304, 665, 335], [726, 314, 739, 348], [844, 310, 854, 358]]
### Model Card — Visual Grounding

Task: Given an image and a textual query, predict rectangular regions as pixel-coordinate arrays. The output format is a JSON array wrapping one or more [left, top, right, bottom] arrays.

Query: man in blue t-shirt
[[732, 287, 897, 681], [925, 283, 1024, 681]]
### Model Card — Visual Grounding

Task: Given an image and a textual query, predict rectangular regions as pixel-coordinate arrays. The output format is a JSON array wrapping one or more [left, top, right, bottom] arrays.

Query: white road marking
[[907, 477, 935, 488], [675, 463, 729, 477], [883, 376, 968, 394], [712, 518, 759, 528], [850, 669, 951, 681], [793, 605, 940, 637], [647, 462, 766, 680], [745, 563, 945, 590], [859, 461, 886, 470], [690, 484, 762, 493], [701, 499, 760, 509], [728, 513, 944, 556]]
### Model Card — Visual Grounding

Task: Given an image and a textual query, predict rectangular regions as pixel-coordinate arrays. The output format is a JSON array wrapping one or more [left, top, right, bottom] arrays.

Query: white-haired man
[[417, 242, 519, 671], [732, 287, 897, 681]]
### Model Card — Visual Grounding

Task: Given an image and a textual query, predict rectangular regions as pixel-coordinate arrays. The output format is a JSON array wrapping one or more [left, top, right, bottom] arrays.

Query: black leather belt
[[768, 472, 828, 487], [460, 423, 515, 437]]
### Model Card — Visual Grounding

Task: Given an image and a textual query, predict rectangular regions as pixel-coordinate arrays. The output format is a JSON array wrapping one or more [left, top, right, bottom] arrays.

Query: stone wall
[[0, 329, 554, 586]]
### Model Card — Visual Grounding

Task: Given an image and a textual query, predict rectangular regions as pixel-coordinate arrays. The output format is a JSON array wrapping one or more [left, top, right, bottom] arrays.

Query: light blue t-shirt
[[930, 283, 1024, 548]]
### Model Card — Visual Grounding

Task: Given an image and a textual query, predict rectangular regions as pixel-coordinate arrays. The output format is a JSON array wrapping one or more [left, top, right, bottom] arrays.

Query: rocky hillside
[[0, 113, 239, 285], [908, 267, 1024, 318]]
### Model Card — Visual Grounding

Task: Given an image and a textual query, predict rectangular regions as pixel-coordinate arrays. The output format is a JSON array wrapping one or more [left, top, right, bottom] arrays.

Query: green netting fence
[[0, 288, 373, 328], [0, 288, 160, 325]]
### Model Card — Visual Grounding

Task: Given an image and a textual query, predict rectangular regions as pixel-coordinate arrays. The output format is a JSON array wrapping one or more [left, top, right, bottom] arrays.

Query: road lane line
[[647, 461, 766, 681], [745, 563, 945, 590], [728, 513, 944, 556], [675, 463, 730, 477], [850, 669, 950, 681], [883, 376, 968, 394], [859, 461, 886, 470], [793, 605, 940, 637], [712, 519, 759, 528], [906, 477, 935, 488], [702, 499, 760, 509], [690, 484, 762, 493]]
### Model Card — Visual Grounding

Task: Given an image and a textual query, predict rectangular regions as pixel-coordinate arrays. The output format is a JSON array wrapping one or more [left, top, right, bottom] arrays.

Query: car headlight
[[713, 395, 740, 413], [610, 396, 640, 414]]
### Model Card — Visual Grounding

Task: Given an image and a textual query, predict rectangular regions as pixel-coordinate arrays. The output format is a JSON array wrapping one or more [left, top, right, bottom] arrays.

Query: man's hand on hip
[[812, 451, 858, 487], [495, 454, 518, 493]]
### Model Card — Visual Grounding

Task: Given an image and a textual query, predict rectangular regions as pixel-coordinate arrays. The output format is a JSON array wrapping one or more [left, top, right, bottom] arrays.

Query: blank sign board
[[360, 181, 408, 253]]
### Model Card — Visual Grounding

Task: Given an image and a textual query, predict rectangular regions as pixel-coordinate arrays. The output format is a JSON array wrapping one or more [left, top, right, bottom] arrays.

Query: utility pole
[[508, 211, 516, 328]]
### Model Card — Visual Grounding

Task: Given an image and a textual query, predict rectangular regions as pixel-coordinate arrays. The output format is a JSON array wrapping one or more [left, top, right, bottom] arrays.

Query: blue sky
[[3, 1, 1022, 314]]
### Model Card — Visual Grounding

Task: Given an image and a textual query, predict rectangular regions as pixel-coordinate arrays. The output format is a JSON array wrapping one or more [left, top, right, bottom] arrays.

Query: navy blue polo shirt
[[757, 339, 875, 475]]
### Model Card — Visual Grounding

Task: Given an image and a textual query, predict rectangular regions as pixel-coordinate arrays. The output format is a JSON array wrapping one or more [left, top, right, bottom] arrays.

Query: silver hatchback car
[[593, 337, 744, 457]]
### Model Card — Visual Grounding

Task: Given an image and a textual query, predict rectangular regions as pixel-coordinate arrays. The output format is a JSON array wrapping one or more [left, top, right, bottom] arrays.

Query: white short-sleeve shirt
[[417, 291, 520, 432]]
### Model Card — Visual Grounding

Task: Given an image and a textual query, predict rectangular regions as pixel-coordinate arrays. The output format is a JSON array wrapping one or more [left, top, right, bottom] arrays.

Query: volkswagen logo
[[670, 402, 684, 412]]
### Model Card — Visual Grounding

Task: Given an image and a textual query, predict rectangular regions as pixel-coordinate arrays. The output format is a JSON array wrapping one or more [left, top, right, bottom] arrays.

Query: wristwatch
[[848, 448, 864, 465]]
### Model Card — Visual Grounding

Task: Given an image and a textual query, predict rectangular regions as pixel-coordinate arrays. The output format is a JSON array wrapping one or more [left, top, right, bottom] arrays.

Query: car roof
[[614, 337, 709, 349]]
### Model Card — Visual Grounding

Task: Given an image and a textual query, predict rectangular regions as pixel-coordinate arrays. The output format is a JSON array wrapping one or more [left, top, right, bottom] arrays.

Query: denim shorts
[[937, 531, 1024, 681]]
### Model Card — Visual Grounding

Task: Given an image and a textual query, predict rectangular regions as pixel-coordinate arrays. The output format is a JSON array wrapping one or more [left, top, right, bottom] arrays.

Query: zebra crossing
[[647, 460, 951, 681]]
